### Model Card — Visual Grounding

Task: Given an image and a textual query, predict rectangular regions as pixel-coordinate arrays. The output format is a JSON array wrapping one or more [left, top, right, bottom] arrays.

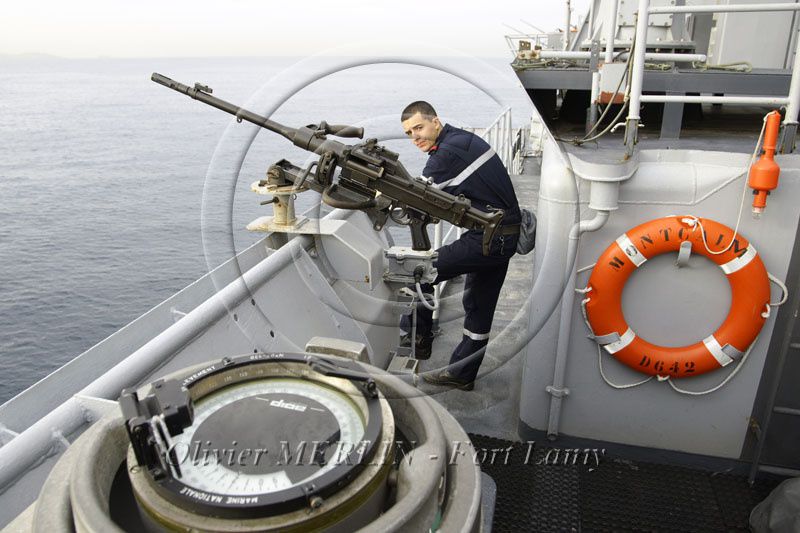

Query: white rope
[[597, 344, 654, 389], [577, 262, 596, 274], [416, 281, 438, 311], [667, 338, 757, 396], [768, 272, 789, 306], [680, 112, 770, 256], [597, 336, 758, 395]]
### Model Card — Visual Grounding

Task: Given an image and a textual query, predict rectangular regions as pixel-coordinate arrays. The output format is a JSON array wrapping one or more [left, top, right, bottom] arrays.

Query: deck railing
[[624, 0, 800, 156]]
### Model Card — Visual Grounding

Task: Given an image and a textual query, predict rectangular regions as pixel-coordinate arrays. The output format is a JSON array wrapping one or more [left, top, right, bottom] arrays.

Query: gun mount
[[151, 73, 504, 255]]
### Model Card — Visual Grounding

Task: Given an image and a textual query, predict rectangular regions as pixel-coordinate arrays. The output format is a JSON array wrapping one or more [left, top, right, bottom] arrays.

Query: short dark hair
[[401, 101, 438, 122]]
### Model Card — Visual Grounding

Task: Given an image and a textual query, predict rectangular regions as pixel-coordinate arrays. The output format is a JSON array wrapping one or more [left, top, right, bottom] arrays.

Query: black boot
[[422, 369, 475, 391], [399, 333, 434, 360]]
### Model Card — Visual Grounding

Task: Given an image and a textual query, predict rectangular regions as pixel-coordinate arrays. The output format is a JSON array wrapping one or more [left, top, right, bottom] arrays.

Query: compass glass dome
[[171, 378, 367, 496]]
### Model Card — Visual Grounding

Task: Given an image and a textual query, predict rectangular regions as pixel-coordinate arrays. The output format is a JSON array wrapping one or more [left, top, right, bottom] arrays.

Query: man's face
[[402, 112, 442, 153]]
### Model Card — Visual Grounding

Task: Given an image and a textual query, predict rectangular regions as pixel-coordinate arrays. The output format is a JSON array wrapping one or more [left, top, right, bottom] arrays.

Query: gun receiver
[[151, 73, 504, 255]]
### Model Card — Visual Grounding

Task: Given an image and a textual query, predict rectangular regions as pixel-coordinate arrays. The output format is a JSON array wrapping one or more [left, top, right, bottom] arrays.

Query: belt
[[499, 224, 520, 236]]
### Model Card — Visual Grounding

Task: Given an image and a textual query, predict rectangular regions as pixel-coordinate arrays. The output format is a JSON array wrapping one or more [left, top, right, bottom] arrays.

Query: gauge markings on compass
[[167, 379, 367, 496]]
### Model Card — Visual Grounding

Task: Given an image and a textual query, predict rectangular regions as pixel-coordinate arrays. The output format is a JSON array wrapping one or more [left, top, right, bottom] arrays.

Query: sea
[[0, 55, 533, 404]]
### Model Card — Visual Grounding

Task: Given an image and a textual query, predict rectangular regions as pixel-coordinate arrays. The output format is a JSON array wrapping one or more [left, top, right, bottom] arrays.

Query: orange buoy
[[749, 111, 782, 216], [583, 216, 770, 378]]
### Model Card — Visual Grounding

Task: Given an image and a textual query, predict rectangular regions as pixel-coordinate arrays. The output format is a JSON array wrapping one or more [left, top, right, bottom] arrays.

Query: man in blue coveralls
[[400, 101, 520, 391]]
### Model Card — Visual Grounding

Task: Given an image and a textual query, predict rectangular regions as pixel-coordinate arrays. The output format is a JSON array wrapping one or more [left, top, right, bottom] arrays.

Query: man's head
[[401, 101, 442, 153]]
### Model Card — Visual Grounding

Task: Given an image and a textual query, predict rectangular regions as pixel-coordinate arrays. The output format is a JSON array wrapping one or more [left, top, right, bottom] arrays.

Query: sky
[[1, 0, 591, 58]]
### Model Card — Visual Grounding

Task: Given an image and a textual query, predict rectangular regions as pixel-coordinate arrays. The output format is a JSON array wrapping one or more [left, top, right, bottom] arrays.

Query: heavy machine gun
[[151, 73, 505, 255]]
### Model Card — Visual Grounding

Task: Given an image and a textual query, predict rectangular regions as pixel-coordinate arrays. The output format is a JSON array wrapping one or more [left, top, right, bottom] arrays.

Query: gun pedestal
[[247, 179, 311, 234], [383, 247, 438, 368]]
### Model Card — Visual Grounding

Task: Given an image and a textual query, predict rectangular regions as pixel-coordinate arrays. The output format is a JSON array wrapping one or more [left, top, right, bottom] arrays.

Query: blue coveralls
[[402, 123, 521, 382]]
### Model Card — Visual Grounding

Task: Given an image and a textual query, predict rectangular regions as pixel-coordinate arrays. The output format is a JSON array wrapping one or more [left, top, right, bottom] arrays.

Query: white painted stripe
[[434, 148, 496, 190], [615, 234, 647, 267], [720, 246, 757, 274], [463, 328, 491, 341], [604, 328, 636, 354], [703, 335, 734, 367]]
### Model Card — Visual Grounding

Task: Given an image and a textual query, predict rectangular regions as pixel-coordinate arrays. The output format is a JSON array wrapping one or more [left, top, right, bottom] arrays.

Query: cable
[[680, 112, 771, 255], [667, 338, 757, 396], [553, 100, 630, 145], [597, 337, 757, 395], [586, 38, 636, 137], [573, 100, 630, 145], [416, 281, 438, 311], [597, 344, 654, 389], [768, 272, 789, 306], [554, 35, 637, 145], [666, 267, 782, 396]]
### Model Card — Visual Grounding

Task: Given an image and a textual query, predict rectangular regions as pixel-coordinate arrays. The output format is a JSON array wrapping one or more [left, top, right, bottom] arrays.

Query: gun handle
[[409, 218, 432, 251], [481, 210, 505, 256]]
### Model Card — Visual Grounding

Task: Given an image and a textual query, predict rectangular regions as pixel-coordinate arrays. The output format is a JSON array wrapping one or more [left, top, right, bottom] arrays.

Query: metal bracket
[[676, 240, 692, 268], [589, 39, 600, 71], [545, 385, 570, 398], [304, 355, 378, 398], [305, 337, 369, 363]]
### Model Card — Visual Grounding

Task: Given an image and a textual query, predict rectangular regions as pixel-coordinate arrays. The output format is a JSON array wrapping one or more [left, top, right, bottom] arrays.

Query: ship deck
[[470, 432, 785, 532]]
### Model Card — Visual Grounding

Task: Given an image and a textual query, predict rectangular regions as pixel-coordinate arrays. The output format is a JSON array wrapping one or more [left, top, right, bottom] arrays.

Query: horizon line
[[0, 52, 514, 61]]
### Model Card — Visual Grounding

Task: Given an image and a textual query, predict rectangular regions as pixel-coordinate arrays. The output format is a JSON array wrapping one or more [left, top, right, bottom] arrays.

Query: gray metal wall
[[520, 149, 800, 459]]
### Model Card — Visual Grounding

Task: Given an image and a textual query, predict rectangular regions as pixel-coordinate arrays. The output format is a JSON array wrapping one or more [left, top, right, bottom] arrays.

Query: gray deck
[[515, 64, 791, 95], [417, 164, 541, 442]]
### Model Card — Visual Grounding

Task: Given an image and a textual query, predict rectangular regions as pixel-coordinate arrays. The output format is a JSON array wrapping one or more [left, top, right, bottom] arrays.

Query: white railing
[[624, 0, 800, 156], [505, 33, 560, 58], [431, 108, 525, 321]]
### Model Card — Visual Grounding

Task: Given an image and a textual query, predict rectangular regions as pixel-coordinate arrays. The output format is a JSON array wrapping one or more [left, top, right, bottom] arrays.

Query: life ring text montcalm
[[584, 216, 770, 378]]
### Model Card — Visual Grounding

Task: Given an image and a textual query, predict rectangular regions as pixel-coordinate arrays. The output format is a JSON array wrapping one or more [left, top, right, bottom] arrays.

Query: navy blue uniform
[[403, 123, 520, 382]]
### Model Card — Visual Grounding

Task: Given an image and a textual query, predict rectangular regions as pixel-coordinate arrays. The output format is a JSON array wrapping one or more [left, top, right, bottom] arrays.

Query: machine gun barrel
[[151, 73, 299, 142]]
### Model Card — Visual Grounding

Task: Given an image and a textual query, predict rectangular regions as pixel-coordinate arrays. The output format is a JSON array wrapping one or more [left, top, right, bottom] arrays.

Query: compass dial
[[171, 378, 366, 496]]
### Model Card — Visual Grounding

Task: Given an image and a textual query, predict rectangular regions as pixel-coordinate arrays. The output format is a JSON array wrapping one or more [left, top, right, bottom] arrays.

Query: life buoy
[[583, 216, 770, 378]]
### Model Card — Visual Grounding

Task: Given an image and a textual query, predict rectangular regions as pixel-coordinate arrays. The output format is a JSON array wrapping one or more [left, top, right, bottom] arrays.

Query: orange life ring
[[583, 216, 770, 378]]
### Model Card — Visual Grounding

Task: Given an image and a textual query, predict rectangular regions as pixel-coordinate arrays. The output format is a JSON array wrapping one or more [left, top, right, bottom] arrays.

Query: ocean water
[[0, 55, 533, 403]]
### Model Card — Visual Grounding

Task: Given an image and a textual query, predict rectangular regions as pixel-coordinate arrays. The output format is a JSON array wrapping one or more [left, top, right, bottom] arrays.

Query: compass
[[33, 349, 483, 532], [121, 352, 395, 529]]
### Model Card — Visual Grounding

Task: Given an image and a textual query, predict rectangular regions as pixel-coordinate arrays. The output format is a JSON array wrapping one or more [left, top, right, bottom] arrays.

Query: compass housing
[[127, 353, 395, 530], [32, 351, 483, 532]]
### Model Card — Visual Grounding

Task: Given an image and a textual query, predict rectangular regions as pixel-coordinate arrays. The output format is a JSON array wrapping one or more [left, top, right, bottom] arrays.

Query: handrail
[[650, 2, 800, 14], [625, 0, 800, 156], [505, 33, 573, 59]]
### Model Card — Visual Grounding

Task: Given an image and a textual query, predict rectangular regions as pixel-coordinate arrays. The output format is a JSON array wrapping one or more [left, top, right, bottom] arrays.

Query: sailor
[[400, 101, 520, 391]]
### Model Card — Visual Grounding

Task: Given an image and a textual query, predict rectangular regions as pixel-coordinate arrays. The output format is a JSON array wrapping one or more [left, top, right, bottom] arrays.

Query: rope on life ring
[[582, 215, 770, 379]]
